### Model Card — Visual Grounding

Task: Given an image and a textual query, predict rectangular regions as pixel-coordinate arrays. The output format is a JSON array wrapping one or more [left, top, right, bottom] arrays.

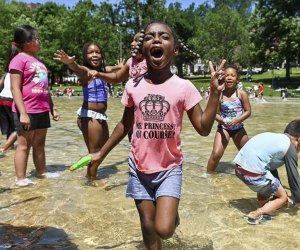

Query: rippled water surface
[[0, 96, 300, 249]]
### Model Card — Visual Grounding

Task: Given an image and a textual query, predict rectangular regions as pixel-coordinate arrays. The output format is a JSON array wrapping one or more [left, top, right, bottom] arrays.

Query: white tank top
[[0, 73, 13, 98]]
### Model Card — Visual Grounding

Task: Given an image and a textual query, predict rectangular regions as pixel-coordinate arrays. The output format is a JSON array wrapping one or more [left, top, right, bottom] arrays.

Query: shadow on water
[[0, 196, 43, 210], [28, 164, 69, 177], [215, 161, 236, 175], [95, 233, 213, 250], [95, 240, 141, 249], [0, 224, 78, 249], [98, 159, 128, 179], [104, 181, 128, 191], [229, 198, 259, 214], [0, 187, 13, 194], [162, 233, 214, 250]]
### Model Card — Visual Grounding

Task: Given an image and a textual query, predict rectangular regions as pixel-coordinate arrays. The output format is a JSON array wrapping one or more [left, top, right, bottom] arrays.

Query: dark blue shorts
[[126, 157, 182, 201], [235, 168, 280, 199]]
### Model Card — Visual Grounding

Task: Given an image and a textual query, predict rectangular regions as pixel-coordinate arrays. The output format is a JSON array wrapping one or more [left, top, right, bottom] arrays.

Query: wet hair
[[4, 25, 38, 72], [284, 120, 300, 137], [82, 42, 106, 72]]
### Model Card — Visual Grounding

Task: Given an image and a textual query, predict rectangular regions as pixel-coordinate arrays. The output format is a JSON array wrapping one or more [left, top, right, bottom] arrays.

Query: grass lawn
[[188, 67, 300, 97], [53, 68, 300, 98]]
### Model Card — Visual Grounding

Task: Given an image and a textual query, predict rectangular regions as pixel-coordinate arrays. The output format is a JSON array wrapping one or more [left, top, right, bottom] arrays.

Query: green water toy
[[70, 155, 92, 171]]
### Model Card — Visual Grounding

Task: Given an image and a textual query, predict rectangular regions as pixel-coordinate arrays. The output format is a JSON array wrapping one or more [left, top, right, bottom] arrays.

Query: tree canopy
[[0, 0, 299, 82]]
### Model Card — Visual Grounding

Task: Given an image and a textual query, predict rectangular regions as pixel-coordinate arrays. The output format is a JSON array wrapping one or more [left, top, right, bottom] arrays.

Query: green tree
[[31, 2, 69, 82], [63, 0, 120, 66], [250, 0, 300, 82], [0, 0, 32, 74], [166, 3, 207, 76], [190, 4, 250, 66]]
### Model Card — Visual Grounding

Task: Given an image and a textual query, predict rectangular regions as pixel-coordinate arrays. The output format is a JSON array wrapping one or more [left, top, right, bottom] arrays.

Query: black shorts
[[13, 111, 50, 131], [0, 102, 14, 135], [218, 125, 245, 138]]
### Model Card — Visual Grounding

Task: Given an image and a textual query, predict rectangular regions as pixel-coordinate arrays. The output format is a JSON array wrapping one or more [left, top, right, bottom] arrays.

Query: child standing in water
[[54, 42, 121, 185], [207, 65, 251, 173], [9, 25, 60, 187], [88, 21, 226, 249], [90, 32, 147, 85], [89, 32, 148, 142], [234, 120, 300, 225]]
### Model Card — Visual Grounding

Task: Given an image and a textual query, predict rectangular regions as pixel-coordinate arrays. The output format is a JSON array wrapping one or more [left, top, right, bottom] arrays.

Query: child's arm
[[105, 59, 125, 73], [10, 70, 31, 130], [53, 50, 89, 82], [89, 63, 130, 84], [225, 90, 251, 127], [284, 143, 300, 205], [90, 106, 134, 165], [49, 93, 60, 121], [187, 60, 226, 136], [215, 101, 224, 124], [0, 73, 6, 91]]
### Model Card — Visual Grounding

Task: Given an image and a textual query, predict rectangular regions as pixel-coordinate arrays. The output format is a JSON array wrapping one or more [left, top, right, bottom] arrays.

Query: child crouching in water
[[84, 21, 226, 248], [234, 119, 300, 225]]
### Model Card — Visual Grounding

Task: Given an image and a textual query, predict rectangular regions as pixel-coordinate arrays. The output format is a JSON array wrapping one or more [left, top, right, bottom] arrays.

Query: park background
[[0, 0, 300, 97]]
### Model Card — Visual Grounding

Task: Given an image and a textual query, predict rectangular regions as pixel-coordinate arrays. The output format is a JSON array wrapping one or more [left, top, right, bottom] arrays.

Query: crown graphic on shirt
[[139, 94, 170, 122]]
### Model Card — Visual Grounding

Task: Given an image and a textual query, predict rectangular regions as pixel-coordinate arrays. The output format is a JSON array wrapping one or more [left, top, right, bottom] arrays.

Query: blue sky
[[17, 0, 206, 9]]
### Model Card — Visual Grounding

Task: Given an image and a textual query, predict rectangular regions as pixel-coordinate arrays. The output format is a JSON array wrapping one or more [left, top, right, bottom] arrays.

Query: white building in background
[[62, 75, 79, 84], [186, 59, 208, 76]]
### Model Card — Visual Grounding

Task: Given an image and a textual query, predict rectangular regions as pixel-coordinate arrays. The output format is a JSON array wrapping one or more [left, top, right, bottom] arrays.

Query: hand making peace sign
[[209, 59, 226, 93]]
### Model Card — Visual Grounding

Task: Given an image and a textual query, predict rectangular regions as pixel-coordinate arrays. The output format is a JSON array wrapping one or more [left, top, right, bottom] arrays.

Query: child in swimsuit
[[207, 65, 251, 173]]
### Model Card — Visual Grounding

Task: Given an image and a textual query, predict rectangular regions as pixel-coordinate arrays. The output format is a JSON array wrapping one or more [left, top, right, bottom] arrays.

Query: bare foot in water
[[84, 177, 108, 187]]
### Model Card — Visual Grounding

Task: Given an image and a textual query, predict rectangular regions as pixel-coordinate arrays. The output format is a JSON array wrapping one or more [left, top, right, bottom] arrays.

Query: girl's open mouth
[[150, 47, 163, 59]]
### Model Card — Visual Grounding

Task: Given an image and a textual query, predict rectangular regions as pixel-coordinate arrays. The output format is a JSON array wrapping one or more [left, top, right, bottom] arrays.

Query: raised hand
[[116, 58, 125, 66], [88, 69, 99, 79], [209, 59, 226, 92], [53, 50, 75, 65]]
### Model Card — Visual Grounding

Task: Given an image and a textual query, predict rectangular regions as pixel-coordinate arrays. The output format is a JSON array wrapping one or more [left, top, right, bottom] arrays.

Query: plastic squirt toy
[[69, 155, 92, 171]]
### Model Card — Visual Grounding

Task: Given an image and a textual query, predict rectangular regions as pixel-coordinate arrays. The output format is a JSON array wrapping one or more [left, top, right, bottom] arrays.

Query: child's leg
[[232, 128, 248, 150], [32, 128, 47, 175], [135, 199, 162, 250], [249, 185, 288, 218], [0, 131, 17, 152], [155, 196, 179, 239], [78, 118, 109, 179], [207, 128, 230, 172], [14, 131, 34, 180]]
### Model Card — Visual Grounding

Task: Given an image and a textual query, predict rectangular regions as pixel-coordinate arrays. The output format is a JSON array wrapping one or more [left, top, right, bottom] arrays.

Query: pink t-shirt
[[9, 53, 50, 113], [126, 57, 148, 79], [122, 74, 202, 174]]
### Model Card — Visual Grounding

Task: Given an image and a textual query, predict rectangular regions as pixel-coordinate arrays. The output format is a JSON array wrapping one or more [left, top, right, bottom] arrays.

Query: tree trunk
[[285, 55, 291, 84], [175, 61, 184, 78]]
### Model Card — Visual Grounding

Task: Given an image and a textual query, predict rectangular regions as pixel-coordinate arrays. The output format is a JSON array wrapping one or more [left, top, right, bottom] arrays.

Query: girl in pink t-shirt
[[9, 25, 60, 187], [77, 21, 226, 248]]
